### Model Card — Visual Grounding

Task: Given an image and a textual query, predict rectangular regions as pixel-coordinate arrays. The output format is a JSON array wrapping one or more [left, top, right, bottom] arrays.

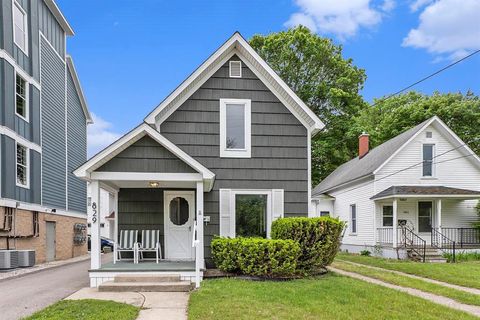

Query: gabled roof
[[74, 123, 216, 190], [371, 186, 480, 200], [66, 56, 93, 124], [144, 32, 324, 135], [312, 116, 480, 195], [45, 0, 74, 36]]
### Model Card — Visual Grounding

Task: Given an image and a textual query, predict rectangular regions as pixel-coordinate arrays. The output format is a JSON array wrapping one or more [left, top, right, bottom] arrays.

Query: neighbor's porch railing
[[377, 226, 426, 262], [377, 227, 403, 245], [441, 228, 480, 248]]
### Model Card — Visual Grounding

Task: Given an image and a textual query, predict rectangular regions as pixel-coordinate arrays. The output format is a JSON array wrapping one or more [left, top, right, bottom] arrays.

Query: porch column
[[195, 181, 204, 287], [89, 180, 101, 270], [392, 198, 398, 248], [113, 190, 119, 248], [436, 199, 442, 231]]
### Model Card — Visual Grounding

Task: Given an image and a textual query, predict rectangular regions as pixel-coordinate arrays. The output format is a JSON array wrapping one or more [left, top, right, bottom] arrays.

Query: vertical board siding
[[40, 37, 66, 209], [67, 69, 87, 213], [97, 136, 198, 173], [160, 56, 309, 264], [37, 0, 65, 57]]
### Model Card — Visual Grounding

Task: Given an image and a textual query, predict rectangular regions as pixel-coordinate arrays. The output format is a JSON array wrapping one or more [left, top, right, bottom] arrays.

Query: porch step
[[98, 281, 194, 292], [113, 274, 181, 283]]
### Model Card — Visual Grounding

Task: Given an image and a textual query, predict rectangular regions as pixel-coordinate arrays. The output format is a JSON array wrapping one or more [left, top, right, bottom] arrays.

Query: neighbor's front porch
[[372, 186, 480, 251]]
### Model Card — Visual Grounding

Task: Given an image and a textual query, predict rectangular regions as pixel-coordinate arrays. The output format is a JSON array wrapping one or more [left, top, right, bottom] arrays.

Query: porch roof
[[371, 185, 480, 200]]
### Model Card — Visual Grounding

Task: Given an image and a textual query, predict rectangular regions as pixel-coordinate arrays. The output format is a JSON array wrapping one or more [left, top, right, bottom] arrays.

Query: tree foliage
[[350, 91, 480, 154], [250, 26, 367, 185]]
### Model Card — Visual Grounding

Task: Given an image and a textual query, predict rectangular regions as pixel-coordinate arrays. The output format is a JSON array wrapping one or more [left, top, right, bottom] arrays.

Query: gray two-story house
[[0, 0, 92, 263], [75, 32, 323, 288]]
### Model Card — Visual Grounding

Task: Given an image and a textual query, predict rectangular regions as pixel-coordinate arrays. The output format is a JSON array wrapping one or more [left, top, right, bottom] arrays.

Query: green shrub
[[211, 237, 300, 277], [360, 250, 371, 256], [271, 217, 345, 273]]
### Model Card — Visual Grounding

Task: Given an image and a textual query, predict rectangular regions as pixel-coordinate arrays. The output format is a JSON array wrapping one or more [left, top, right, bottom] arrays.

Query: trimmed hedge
[[271, 217, 345, 273], [211, 237, 300, 278]]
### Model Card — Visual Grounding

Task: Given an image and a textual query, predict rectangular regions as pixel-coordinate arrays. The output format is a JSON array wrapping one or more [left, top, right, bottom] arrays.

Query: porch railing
[[192, 220, 200, 288], [432, 228, 456, 262], [441, 228, 480, 248], [400, 226, 426, 262], [377, 227, 402, 245]]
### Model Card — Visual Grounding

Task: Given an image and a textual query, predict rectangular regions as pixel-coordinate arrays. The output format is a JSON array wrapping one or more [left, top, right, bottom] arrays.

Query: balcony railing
[[441, 228, 480, 248]]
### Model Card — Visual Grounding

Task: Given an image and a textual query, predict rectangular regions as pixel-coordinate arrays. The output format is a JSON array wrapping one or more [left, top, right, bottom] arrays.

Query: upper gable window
[[422, 144, 434, 177], [15, 73, 28, 120], [220, 99, 251, 158], [229, 61, 242, 78], [13, 1, 28, 54]]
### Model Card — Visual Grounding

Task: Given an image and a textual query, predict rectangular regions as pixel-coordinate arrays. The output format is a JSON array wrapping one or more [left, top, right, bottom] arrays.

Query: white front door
[[164, 191, 195, 260]]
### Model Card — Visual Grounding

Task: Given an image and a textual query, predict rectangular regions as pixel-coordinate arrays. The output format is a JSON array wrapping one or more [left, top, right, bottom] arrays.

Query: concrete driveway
[[0, 254, 110, 320]]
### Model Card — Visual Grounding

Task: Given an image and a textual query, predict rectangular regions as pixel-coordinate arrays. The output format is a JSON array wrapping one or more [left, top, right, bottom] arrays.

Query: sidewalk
[[0, 254, 90, 281], [67, 288, 189, 320]]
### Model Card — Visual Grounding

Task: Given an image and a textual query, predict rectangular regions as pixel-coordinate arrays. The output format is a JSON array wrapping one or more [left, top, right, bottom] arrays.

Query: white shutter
[[272, 189, 284, 220], [219, 189, 233, 237]]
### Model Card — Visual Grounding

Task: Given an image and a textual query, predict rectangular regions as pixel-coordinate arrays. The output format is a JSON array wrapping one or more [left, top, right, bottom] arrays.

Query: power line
[[371, 49, 480, 106]]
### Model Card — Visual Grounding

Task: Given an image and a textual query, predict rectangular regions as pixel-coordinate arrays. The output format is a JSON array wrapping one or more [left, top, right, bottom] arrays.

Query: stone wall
[[0, 207, 87, 263]]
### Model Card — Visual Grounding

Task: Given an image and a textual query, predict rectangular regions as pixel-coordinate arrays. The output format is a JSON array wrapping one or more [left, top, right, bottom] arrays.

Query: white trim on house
[[91, 172, 203, 182], [12, 0, 29, 56], [14, 72, 29, 122], [43, 0, 74, 36], [0, 51, 41, 90], [229, 60, 242, 78], [372, 194, 480, 201], [144, 32, 324, 135], [0, 126, 41, 153], [15, 141, 30, 189], [0, 198, 87, 219], [66, 56, 93, 123], [74, 123, 216, 191], [219, 98, 251, 158]]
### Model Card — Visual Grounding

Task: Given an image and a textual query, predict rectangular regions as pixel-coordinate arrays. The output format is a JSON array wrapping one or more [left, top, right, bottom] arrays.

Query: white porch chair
[[114, 230, 139, 264], [138, 230, 162, 263]]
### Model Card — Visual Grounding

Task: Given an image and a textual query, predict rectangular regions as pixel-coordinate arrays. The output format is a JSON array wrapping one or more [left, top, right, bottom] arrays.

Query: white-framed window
[[422, 144, 434, 177], [229, 61, 242, 78], [320, 211, 330, 217], [382, 205, 393, 227], [219, 99, 251, 158], [219, 189, 284, 238], [13, 1, 28, 55], [15, 72, 28, 120], [16, 142, 29, 188], [350, 204, 357, 234]]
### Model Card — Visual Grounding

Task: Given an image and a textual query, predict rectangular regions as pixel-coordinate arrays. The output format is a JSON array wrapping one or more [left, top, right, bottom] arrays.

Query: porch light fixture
[[149, 181, 160, 188]]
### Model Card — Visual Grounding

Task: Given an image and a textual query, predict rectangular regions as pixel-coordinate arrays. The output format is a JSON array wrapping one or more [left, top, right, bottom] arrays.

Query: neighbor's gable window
[[422, 144, 434, 177], [15, 73, 28, 120], [382, 205, 393, 227], [13, 1, 28, 54], [350, 204, 357, 234], [16, 142, 29, 188], [220, 99, 251, 158]]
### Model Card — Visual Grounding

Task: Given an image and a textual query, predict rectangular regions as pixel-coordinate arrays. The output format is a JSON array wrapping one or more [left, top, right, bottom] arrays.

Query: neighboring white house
[[312, 116, 480, 260]]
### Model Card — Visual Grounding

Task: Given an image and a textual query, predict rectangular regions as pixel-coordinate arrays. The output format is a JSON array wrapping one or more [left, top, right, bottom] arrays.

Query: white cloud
[[87, 113, 122, 158], [403, 0, 480, 60], [285, 0, 393, 40], [409, 0, 433, 12]]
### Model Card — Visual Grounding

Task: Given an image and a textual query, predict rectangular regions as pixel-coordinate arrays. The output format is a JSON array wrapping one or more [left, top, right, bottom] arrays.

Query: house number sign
[[92, 202, 97, 223]]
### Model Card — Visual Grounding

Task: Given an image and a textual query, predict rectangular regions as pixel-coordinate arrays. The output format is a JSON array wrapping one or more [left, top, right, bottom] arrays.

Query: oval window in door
[[169, 197, 189, 225]]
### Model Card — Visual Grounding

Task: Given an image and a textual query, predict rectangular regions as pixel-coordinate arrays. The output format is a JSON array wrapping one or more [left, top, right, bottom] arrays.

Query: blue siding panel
[[40, 37, 66, 209]]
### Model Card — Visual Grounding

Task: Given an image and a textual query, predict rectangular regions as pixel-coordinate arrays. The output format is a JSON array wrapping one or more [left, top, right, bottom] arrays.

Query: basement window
[[220, 99, 251, 158]]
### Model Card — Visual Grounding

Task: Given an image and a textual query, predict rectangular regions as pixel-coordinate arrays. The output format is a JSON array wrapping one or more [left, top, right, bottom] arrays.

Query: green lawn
[[23, 299, 140, 320], [188, 275, 477, 320], [332, 261, 480, 307], [337, 252, 480, 289]]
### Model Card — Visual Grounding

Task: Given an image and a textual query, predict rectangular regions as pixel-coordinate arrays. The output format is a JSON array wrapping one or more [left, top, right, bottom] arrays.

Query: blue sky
[[56, 0, 480, 156]]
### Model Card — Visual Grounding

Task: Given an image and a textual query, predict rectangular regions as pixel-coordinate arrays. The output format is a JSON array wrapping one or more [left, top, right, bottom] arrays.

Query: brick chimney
[[359, 132, 369, 158]]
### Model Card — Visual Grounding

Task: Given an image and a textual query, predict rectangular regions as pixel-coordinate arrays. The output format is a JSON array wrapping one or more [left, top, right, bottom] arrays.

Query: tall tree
[[250, 26, 367, 185], [350, 91, 480, 154]]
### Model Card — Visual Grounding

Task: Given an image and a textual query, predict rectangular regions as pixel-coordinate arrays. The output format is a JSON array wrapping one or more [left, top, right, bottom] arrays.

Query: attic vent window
[[426, 131, 433, 138], [229, 61, 242, 78]]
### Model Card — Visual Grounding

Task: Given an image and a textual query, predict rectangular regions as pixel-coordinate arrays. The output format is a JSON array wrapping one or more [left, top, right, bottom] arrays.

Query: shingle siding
[[67, 69, 87, 213], [160, 55, 309, 265], [40, 36, 66, 209]]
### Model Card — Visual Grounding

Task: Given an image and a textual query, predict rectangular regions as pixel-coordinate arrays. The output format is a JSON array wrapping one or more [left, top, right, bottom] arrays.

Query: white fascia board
[[0, 126, 42, 153], [373, 117, 436, 175], [372, 194, 480, 201], [91, 172, 203, 182], [144, 32, 324, 136], [74, 123, 215, 184], [44, 0, 74, 36], [66, 56, 93, 123]]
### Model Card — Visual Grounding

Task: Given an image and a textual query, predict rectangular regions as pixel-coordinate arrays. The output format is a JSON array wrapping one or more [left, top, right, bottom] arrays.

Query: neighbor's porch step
[[98, 281, 193, 292], [114, 274, 181, 283]]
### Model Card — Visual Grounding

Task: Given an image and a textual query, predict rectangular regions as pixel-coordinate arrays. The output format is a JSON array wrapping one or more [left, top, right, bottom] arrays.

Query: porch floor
[[95, 260, 195, 272]]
